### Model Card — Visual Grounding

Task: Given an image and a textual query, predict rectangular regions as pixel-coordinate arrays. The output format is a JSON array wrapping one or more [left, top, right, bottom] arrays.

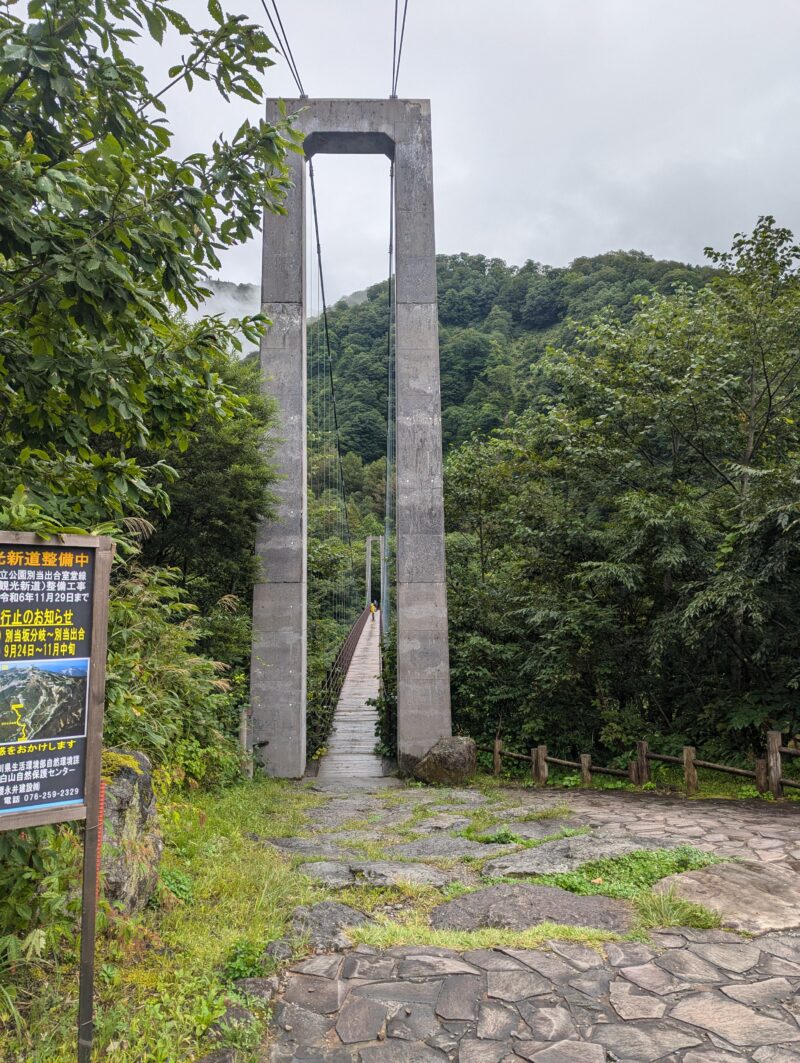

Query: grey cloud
[[135, 0, 800, 300]]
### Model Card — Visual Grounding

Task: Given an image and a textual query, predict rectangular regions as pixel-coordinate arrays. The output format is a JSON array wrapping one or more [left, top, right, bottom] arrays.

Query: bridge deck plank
[[315, 613, 384, 780]]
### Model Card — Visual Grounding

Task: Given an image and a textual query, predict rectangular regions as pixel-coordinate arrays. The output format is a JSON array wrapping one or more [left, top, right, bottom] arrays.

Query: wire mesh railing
[[307, 606, 371, 754]]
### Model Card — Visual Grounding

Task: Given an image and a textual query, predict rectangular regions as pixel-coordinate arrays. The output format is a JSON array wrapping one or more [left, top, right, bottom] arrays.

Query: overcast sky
[[138, 0, 800, 302]]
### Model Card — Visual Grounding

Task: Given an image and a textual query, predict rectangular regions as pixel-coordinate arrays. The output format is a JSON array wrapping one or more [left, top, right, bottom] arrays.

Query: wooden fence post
[[766, 731, 783, 798], [493, 737, 503, 776], [580, 753, 592, 788], [683, 746, 698, 796], [636, 740, 650, 785], [628, 761, 639, 784], [533, 745, 548, 787], [755, 758, 768, 795]]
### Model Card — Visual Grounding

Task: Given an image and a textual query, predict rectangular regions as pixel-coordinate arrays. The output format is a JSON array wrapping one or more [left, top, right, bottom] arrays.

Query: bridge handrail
[[478, 731, 800, 797], [318, 606, 372, 718]]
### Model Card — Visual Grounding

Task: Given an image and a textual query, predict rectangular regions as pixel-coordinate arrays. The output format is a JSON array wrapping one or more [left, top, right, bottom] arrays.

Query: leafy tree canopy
[[319, 249, 717, 463], [0, 0, 296, 528], [445, 218, 800, 763]]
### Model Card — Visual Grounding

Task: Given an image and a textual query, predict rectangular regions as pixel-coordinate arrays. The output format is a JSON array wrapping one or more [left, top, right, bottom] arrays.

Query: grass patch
[[481, 846, 723, 932], [337, 816, 375, 831], [469, 827, 587, 849], [343, 839, 389, 861], [457, 802, 577, 844], [458, 807, 502, 838], [378, 791, 412, 807], [635, 888, 721, 930], [392, 827, 425, 841], [392, 804, 441, 839], [536, 846, 721, 900], [1, 779, 325, 1063], [513, 803, 573, 822], [471, 827, 525, 844], [335, 883, 443, 914], [530, 845, 723, 932], [349, 914, 618, 952]]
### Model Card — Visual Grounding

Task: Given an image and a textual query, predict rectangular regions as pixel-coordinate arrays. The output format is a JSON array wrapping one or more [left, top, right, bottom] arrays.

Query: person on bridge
[[370, 601, 377, 622]]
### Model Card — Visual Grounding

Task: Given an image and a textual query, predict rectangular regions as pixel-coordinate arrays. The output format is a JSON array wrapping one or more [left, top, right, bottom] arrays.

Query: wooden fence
[[477, 731, 800, 798]]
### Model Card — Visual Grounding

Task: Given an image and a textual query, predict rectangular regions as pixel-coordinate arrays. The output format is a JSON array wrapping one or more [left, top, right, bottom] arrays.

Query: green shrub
[[158, 869, 194, 906], [222, 939, 264, 983], [105, 567, 244, 789], [0, 825, 82, 963]]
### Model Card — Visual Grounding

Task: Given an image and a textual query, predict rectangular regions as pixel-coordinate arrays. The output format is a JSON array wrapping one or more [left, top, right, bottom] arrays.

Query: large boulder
[[430, 883, 634, 934], [101, 750, 162, 914], [412, 736, 477, 786]]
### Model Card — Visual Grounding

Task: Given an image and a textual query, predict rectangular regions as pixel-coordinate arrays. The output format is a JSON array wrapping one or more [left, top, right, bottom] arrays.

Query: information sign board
[[0, 545, 96, 818], [0, 536, 111, 830], [0, 533, 113, 1063]]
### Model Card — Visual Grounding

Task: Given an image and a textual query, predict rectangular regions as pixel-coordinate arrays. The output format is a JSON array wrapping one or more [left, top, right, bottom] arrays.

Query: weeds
[[222, 940, 265, 983], [536, 846, 721, 900], [635, 888, 721, 930], [350, 915, 618, 952], [0, 779, 322, 1062], [513, 803, 573, 822], [343, 839, 390, 861]]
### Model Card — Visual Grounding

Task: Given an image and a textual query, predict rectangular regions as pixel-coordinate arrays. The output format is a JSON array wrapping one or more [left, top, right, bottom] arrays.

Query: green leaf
[[142, 5, 166, 43]]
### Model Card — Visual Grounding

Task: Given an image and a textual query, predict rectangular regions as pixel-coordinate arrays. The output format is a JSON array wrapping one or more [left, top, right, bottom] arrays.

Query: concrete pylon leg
[[250, 143, 307, 778], [251, 99, 451, 779], [394, 107, 452, 771]]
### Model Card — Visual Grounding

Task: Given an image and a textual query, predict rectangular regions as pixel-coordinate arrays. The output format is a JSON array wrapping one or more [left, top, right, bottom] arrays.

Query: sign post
[[0, 532, 113, 1062]]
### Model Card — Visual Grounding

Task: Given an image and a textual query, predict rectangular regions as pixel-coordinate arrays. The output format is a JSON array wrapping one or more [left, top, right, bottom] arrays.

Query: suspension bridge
[[248, 1, 451, 782]]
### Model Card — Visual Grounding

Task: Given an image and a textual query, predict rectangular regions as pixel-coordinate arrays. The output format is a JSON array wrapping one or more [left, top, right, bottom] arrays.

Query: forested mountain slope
[[328, 230, 800, 766], [324, 250, 716, 467]]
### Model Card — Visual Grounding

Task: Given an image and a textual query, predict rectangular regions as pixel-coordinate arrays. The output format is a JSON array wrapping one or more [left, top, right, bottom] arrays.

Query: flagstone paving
[[258, 780, 800, 1061]]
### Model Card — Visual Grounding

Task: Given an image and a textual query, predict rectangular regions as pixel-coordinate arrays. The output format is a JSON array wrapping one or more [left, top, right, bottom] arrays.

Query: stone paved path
[[270, 931, 800, 1062], [542, 790, 800, 867], [262, 782, 800, 1061], [316, 614, 383, 783]]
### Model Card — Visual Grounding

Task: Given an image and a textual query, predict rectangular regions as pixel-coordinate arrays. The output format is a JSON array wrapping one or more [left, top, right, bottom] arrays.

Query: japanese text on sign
[[0, 546, 95, 816]]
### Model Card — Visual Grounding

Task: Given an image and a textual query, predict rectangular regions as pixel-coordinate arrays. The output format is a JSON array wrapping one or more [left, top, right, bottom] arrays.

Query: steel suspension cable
[[381, 163, 396, 633], [390, 0, 399, 98], [307, 161, 359, 619], [259, 0, 306, 97], [390, 0, 410, 97]]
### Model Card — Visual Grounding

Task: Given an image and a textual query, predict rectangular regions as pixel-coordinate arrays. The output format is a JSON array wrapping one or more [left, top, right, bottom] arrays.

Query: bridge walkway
[[315, 611, 384, 782]]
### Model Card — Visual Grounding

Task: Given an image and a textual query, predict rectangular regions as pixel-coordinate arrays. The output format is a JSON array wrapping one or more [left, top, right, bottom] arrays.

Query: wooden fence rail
[[477, 729, 800, 798]]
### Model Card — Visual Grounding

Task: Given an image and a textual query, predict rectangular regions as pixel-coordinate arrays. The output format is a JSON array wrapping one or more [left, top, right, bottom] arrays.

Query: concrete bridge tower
[[251, 99, 451, 778]]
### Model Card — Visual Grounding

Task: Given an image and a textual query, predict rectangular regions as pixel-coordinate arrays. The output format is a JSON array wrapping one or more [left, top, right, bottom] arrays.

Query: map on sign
[[0, 659, 88, 742]]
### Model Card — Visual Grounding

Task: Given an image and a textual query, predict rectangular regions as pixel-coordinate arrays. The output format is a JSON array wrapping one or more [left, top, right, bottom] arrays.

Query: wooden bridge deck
[[315, 612, 384, 781]]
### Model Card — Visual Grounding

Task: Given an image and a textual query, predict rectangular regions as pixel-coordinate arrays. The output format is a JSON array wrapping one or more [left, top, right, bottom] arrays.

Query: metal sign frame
[[0, 531, 114, 1062]]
